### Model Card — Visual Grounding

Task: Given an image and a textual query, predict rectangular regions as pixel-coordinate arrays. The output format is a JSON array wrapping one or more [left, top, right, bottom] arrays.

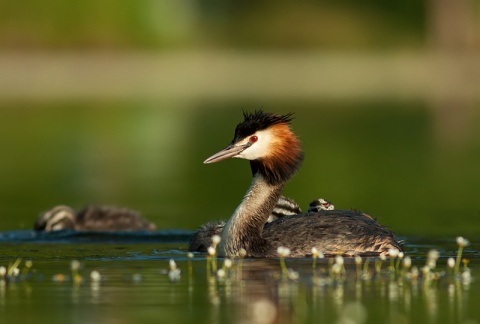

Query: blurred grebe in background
[[34, 205, 156, 232]]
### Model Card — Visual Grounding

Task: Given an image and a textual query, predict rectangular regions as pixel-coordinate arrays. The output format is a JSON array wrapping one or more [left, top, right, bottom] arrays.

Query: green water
[[1, 101, 479, 235], [0, 238, 479, 324], [1, 101, 479, 323]]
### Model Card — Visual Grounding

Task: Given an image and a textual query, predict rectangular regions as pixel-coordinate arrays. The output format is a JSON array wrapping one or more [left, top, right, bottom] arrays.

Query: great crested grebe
[[199, 110, 402, 257], [189, 195, 301, 252], [34, 205, 156, 232]]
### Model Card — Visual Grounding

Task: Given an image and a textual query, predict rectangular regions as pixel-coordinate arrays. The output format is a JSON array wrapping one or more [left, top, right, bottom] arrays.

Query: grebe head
[[204, 110, 304, 184], [34, 205, 76, 231]]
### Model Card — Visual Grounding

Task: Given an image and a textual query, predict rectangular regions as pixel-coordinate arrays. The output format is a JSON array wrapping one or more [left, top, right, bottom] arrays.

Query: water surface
[[1, 232, 479, 324]]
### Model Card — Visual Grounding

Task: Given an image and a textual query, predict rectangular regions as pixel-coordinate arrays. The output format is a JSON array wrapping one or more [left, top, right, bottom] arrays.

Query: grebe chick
[[189, 195, 301, 252], [34, 205, 156, 232], [268, 195, 302, 222], [307, 198, 335, 212], [202, 110, 402, 257]]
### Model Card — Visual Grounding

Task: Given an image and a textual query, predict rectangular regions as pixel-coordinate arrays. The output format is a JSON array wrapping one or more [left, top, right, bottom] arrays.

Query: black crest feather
[[232, 110, 294, 143]]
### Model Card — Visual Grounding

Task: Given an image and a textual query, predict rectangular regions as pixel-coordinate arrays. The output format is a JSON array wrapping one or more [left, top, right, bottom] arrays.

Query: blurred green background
[[0, 0, 479, 236]]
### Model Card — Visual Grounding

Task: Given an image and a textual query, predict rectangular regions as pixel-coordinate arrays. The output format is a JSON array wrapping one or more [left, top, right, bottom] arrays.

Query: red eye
[[250, 135, 258, 143]]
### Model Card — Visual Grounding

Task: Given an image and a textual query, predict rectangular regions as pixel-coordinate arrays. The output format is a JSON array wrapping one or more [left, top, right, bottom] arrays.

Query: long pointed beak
[[203, 143, 247, 164]]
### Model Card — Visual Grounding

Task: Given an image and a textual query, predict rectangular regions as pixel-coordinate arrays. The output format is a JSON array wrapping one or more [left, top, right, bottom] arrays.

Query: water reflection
[[205, 259, 297, 324], [194, 252, 477, 324], [0, 238, 479, 323]]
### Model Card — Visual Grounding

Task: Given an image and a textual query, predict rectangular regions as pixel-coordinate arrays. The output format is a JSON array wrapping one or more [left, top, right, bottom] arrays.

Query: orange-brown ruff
[[195, 110, 402, 257], [253, 123, 303, 185]]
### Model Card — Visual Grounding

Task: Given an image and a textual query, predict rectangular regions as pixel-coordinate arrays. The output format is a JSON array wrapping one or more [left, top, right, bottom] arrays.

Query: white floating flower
[[388, 249, 400, 258], [277, 247, 291, 258], [224, 258, 233, 269], [212, 235, 221, 246], [456, 236, 470, 247], [447, 257, 455, 269], [208, 246, 216, 256]]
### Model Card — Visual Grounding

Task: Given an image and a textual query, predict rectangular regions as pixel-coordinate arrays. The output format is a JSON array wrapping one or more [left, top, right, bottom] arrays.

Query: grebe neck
[[218, 172, 284, 257]]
